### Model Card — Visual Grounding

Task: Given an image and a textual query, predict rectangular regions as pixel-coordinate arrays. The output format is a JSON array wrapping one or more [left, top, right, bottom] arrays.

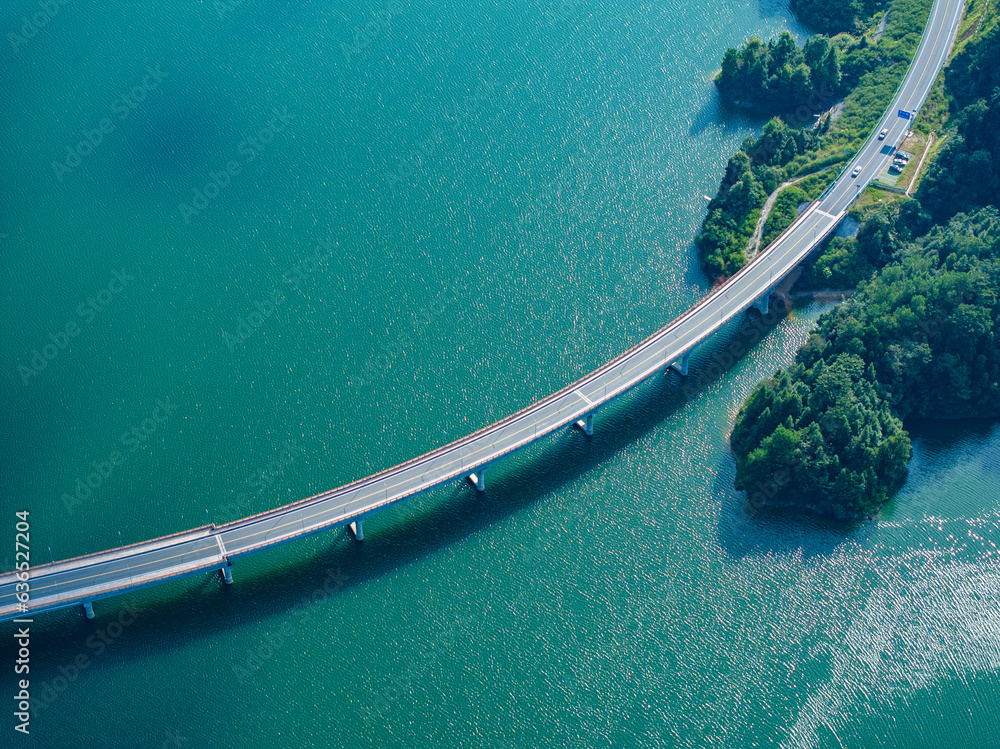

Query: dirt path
[[874, 11, 890, 42], [746, 173, 812, 259], [961, 0, 989, 42]]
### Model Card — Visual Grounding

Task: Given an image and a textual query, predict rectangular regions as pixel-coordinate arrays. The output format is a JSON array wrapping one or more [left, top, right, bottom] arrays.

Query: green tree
[[803, 35, 832, 69], [719, 47, 741, 90], [732, 205, 1000, 517], [817, 48, 842, 92], [770, 31, 800, 73], [945, 17, 1000, 106], [732, 353, 910, 518], [791, 0, 886, 34], [919, 91, 1000, 222]]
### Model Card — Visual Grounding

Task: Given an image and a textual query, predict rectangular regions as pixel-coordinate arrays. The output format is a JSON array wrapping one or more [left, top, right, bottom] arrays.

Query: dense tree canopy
[[732, 353, 910, 518], [807, 199, 932, 287], [915, 7, 1000, 223], [716, 31, 842, 110], [943, 13, 1000, 106], [732, 207, 1000, 517], [800, 208, 1000, 420], [791, 0, 886, 34], [696, 119, 819, 278], [919, 88, 1000, 222]]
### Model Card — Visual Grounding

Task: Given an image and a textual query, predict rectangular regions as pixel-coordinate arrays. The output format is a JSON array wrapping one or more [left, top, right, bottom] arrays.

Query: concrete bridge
[[0, 0, 964, 623]]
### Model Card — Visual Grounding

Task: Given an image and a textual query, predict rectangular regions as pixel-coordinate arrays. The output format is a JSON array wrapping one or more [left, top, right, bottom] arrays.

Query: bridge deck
[[0, 0, 964, 622]]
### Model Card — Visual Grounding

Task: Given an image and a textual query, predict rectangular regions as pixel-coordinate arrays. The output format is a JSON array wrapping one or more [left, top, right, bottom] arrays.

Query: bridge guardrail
[[0, 0, 962, 624]]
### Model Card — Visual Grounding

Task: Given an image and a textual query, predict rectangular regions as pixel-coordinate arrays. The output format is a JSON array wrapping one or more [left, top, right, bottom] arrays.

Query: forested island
[[715, 0, 1000, 518]]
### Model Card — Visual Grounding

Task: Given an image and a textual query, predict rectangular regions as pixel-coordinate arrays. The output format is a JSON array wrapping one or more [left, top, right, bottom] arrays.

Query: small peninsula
[[717, 0, 1000, 518]]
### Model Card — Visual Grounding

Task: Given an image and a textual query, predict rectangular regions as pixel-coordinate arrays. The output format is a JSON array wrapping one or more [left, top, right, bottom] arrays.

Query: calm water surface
[[1, 1, 997, 747]]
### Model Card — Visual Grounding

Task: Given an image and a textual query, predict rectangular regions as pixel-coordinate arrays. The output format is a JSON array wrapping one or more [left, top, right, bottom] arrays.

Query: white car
[[852, 165, 862, 178], [878, 128, 889, 140]]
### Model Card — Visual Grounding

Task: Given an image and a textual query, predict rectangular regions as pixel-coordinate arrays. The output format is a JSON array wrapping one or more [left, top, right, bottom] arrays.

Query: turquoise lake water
[[1, 0, 998, 746]]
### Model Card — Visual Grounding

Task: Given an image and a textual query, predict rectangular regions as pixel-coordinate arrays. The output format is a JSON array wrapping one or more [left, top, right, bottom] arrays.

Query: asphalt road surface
[[0, 0, 965, 622]]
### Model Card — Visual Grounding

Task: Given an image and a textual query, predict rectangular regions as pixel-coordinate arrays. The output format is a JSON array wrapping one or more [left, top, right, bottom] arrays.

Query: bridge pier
[[221, 562, 233, 584], [467, 469, 485, 492], [349, 519, 365, 541], [83, 602, 95, 619], [671, 351, 692, 377], [575, 413, 594, 436], [752, 285, 778, 316]]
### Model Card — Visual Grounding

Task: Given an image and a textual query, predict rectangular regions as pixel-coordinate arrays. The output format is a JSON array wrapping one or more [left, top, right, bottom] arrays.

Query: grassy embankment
[[820, 0, 997, 226], [770, 0, 936, 205]]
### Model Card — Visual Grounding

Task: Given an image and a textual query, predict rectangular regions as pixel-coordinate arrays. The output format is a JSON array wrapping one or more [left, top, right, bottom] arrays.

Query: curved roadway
[[0, 0, 965, 622]]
